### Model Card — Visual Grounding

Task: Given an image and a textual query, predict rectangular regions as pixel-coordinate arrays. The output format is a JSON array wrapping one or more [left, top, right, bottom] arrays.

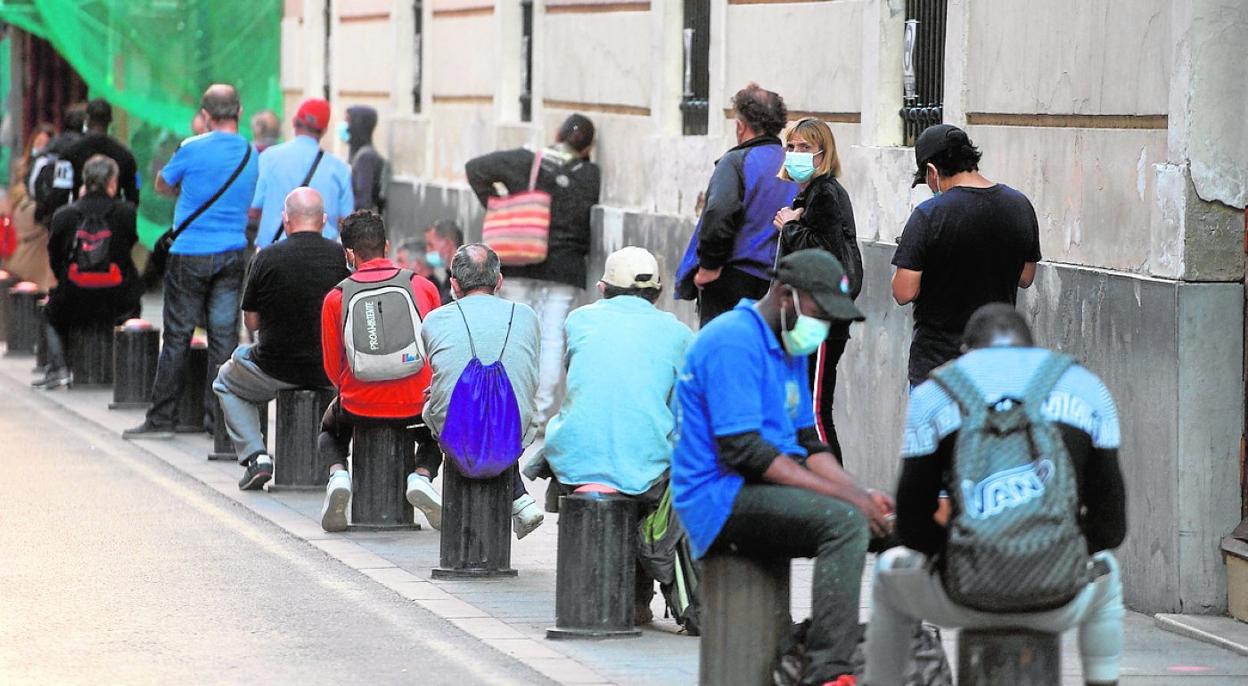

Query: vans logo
[[364, 300, 380, 351], [960, 459, 1054, 520]]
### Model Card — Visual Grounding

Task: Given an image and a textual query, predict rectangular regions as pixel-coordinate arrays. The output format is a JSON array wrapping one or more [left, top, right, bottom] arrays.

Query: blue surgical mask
[[426, 250, 445, 269], [780, 291, 831, 357], [337, 121, 350, 144], [784, 151, 820, 183]]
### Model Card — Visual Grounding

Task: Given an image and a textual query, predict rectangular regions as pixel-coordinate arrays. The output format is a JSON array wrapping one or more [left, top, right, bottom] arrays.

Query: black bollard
[[433, 463, 517, 579], [547, 491, 641, 639], [698, 555, 791, 686], [175, 339, 208, 433], [6, 283, 41, 356], [68, 319, 115, 387], [957, 630, 1060, 686], [208, 395, 269, 461], [0, 269, 12, 342], [270, 388, 334, 490], [349, 423, 419, 530], [110, 320, 159, 409]]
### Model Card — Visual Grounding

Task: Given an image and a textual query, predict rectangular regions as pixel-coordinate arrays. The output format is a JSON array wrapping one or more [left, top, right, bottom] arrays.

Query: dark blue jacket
[[675, 136, 797, 300]]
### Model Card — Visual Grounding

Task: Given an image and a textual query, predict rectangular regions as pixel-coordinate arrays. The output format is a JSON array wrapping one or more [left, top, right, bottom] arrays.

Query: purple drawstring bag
[[438, 301, 523, 478]]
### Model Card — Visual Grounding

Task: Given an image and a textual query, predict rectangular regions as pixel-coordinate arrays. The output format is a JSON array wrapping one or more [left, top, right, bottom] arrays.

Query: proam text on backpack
[[68, 207, 123, 288], [338, 270, 426, 381], [930, 353, 1091, 613]]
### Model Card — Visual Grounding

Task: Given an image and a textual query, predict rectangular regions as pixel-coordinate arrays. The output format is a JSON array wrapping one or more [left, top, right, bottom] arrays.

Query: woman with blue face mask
[[772, 118, 863, 464]]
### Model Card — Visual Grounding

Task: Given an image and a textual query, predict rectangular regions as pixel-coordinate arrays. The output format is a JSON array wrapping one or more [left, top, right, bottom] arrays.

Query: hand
[[868, 488, 896, 516], [693, 267, 721, 288], [852, 488, 893, 538], [773, 207, 801, 229]]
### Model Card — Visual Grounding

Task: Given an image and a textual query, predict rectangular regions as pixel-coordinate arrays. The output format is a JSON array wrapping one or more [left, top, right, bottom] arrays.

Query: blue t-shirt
[[252, 135, 354, 245], [671, 300, 815, 558], [543, 296, 694, 494], [160, 132, 259, 256]]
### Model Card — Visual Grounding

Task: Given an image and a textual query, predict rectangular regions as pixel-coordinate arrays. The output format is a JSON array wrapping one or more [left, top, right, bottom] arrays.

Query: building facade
[[281, 0, 1248, 615]]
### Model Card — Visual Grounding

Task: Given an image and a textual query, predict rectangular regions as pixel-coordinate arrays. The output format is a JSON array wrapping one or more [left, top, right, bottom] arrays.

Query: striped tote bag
[[482, 150, 551, 266]]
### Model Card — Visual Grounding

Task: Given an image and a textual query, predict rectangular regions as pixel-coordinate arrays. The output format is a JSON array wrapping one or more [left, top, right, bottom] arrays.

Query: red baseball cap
[[295, 98, 331, 132]]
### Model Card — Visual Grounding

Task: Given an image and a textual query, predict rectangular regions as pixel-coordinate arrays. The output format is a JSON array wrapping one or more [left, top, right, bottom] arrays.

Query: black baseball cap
[[774, 250, 865, 322], [911, 123, 968, 187]]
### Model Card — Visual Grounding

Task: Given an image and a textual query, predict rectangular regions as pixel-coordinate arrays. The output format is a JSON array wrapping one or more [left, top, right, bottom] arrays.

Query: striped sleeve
[[901, 380, 962, 458]]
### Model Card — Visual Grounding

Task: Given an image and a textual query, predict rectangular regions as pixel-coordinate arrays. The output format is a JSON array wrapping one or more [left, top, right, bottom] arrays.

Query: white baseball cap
[[601, 246, 661, 289]]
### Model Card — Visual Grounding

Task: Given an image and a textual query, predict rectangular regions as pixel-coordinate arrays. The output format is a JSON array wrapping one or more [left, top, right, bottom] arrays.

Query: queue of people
[[5, 80, 1127, 686]]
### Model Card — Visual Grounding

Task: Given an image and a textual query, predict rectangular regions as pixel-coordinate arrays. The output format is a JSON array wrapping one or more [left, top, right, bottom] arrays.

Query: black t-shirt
[[892, 184, 1040, 383], [63, 133, 140, 207], [242, 232, 350, 387]]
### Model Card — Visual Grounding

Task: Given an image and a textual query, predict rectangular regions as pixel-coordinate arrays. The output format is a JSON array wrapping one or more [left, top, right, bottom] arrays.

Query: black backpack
[[67, 207, 122, 289]]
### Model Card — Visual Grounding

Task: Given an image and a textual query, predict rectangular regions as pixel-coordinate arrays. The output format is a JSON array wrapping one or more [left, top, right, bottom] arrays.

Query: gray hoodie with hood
[[346, 105, 386, 212]]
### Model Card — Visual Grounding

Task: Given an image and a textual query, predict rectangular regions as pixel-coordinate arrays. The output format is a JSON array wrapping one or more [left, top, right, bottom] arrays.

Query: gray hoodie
[[346, 105, 386, 212]]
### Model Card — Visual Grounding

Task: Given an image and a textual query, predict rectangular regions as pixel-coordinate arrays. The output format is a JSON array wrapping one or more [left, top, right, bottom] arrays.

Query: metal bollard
[[6, 282, 41, 356], [110, 320, 159, 409], [68, 319, 115, 387], [175, 338, 208, 433], [208, 394, 269, 461], [547, 491, 640, 639], [698, 555, 791, 686], [349, 423, 419, 530], [957, 629, 1060, 686], [0, 269, 12, 342], [433, 463, 517, 579], [270, 388, 334, 490]]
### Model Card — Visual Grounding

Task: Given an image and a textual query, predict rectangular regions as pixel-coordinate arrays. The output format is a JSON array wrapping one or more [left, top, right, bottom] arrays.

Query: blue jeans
[[146, 250, 244, 427]]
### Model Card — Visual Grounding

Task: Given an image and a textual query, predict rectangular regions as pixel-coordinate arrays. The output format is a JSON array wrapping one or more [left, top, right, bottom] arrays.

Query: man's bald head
[[449, 243, 502, 297], [201, 84, 241, 122], [282, 187, 326, 235]]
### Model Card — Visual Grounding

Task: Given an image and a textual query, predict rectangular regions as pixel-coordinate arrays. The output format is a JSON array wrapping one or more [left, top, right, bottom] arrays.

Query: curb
[[1154, 614, 1248, 658]]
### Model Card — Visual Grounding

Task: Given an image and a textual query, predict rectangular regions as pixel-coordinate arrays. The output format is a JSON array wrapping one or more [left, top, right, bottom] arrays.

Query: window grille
[[900, 0, 947, 146], [680, 0, 709, 135], [413, 0, 422, 113], [520, 0, 534, 122]]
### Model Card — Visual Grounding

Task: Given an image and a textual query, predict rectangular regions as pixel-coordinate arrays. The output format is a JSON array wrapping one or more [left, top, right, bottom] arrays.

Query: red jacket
[[321, 257, 442, 418]]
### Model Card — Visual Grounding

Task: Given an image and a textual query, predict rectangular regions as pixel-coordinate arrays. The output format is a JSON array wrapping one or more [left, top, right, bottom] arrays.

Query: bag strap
[[929, 362, 988, 422], [173, 142, 252, 242], [270, 150, 325, 245], [498, 304, 516, 358], [454, 300, 479, 360], [1021, 353, 1075, 421], [526, 150, 543, 192]]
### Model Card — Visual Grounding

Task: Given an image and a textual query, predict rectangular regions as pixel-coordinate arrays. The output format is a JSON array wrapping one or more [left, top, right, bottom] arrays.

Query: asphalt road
[[0, 385, 552, 685]]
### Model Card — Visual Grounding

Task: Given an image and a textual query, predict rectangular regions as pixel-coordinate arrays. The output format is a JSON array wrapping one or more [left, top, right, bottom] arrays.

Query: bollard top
[[0, 269, 9, 280], [11, 281, 40, 294], [574, 483, 620, 495], [121, 318, 154, 332], [191, 335, 208, 350]]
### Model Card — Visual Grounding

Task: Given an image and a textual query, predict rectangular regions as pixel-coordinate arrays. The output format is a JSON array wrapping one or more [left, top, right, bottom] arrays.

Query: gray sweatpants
[[212, 344, 313, 463], [862, 547, 1124, 685]]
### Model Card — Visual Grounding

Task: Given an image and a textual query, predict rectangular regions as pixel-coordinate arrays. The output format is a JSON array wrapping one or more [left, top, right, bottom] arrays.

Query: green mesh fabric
[[0, 0, 282, 246]]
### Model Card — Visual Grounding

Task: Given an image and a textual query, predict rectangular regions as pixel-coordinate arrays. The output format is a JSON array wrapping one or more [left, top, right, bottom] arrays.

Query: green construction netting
[[0, 0, 282, 247]]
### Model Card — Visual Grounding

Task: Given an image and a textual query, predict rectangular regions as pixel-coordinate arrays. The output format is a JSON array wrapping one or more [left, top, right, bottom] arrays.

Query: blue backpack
[[438, 301, 524, 478]]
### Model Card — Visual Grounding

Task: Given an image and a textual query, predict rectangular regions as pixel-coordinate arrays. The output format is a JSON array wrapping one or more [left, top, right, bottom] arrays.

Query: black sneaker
[[122, 420, 174, 440], [31, 368, 71, 390], [238, 453, 273, 491]]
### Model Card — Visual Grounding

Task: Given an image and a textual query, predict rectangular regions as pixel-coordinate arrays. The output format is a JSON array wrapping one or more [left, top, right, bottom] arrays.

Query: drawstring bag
[[438, 301, 524, 478]]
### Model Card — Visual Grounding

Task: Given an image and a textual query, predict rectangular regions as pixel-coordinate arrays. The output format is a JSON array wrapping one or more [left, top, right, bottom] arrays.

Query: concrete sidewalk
[[5, 351, 1247, 685]]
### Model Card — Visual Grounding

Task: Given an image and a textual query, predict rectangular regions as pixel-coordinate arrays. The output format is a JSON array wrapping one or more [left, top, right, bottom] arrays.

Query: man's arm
[[155, 173, 178, 197], [464, 149, 528, 207], [694, 154, 745, 273], [321, 291, 345, 387], [894, 447, 948, 556], [1019, 262, 1037, 288], [892, 268, 922, 305], [243, 311, 261, 333]]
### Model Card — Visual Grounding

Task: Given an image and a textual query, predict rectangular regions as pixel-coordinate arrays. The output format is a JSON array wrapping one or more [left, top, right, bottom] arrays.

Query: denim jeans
[[862, 548, 1124, 685], [497, 277, 578, 431], [146, 250, 245, 427], [211, 345, 308, 462], [710, 484, 869, 684]]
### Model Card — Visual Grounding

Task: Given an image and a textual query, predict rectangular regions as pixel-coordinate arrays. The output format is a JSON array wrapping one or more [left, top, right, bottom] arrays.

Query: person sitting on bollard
[[671, 249, 892, 686], [861, 304, 1126, 686], [317, 210, 443, 532], [537, 246, 693, 624], [36, 155, 142, 389], [417, 243, 545, 538], [213, 187, 349, 490]]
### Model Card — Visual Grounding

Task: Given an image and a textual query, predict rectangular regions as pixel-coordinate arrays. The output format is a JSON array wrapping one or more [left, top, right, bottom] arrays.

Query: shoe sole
[[406, 486, 442, 530], [238, 470, 272, 491], [321, 485, 350, 532], [512, 512, 544, 540], [122, 430, 174, 440]]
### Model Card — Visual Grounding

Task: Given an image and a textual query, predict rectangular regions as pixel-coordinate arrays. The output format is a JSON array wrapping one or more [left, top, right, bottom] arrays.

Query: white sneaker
[[320, 471, 352, 532], [406, 472, 442, 530], [511, 493, 544, 540]]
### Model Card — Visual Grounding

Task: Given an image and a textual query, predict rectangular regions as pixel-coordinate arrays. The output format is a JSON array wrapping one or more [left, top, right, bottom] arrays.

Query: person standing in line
[[674, 83, 796, 328], [250, 109, 281, 153], [464, 114, 601, 436], [773, 118, 862, 461], [5, 123, 58, 291], [62, 98, 140, 206], [422, 218, 463, 304], [31, 103, 86, 227], [341, 105, 387, 213], [891, 124, 1040, 387], [123, 84, 259, 438], [250, 98, 353, 245]]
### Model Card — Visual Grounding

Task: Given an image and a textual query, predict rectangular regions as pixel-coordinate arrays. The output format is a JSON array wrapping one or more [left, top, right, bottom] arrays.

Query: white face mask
[[779, 290, 831, 357]]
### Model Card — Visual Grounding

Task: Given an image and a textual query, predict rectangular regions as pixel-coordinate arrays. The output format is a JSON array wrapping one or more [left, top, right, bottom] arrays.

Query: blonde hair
[[778, 118, 841, 181]]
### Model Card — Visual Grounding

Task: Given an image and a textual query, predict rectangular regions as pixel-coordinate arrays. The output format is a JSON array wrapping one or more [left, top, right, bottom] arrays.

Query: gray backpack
[[339, 269, 426, 382], [930, 353, 1091, 613]]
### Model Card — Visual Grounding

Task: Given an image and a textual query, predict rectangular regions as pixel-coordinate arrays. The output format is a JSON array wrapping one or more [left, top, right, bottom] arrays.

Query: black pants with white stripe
[[807, 338, 848, 463]]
